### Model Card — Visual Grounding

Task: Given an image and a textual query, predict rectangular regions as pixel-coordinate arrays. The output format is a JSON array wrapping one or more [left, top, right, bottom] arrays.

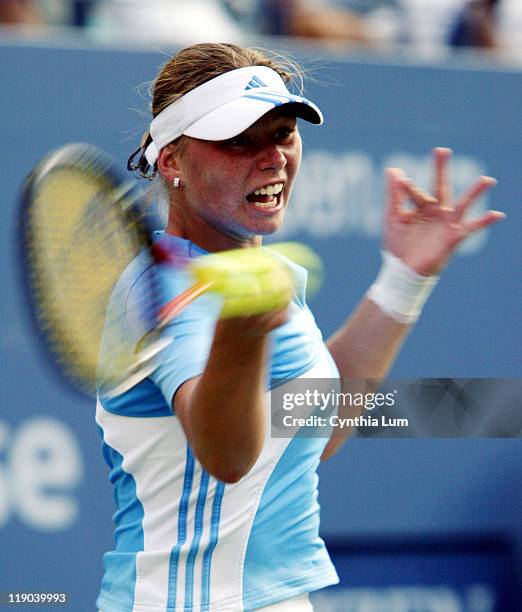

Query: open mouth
[[246, 182, 284, 209]]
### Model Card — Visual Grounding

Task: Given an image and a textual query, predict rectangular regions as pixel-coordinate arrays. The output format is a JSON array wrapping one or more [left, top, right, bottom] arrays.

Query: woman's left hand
[[384, 147, 505, 276]]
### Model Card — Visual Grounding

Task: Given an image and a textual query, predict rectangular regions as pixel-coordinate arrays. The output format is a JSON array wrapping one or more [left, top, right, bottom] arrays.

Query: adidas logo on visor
[[244, 75, 267, 90]]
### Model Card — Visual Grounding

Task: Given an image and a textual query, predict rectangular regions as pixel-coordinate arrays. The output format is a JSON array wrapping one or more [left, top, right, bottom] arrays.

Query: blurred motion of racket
[[19, 143, 323, 398]]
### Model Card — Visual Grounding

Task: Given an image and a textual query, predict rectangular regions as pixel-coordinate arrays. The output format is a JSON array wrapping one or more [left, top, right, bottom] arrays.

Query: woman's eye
[[226, 137, 248, 147], [275, 128, 294, 141]]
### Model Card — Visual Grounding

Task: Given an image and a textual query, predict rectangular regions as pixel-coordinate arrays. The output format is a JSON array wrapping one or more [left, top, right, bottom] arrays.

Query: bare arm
[[327, 298, 409, 382], [322, 299, 410, 459], [174, 311, 285, 483]]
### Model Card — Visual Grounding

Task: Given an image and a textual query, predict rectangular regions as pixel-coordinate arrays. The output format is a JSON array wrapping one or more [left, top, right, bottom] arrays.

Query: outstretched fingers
[[454, 175, 497, 222], [386, 167, 407, 218], [433, 147, 452, 205], [464, 210, 506, 234], [399, 179, 437, 208]]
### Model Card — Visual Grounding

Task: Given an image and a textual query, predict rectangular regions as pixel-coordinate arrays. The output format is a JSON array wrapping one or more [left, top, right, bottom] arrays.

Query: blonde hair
[[128, 43, 304, 179]]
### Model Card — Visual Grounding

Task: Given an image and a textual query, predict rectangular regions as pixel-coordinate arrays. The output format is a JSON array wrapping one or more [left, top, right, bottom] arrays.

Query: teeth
[[250, 199, 276, 208], [253, 182, 284, 196]]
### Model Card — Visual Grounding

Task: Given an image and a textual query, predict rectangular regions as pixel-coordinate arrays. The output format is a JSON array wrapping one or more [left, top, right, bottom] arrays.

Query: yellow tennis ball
[[190, 247, 294, 318]]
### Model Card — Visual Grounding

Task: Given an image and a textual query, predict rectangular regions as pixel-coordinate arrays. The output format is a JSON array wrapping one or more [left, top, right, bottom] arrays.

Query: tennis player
[[95, 43, 504, 612]]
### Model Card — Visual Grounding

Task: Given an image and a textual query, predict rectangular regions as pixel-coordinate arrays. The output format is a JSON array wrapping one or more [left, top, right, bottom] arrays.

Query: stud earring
[[173, 177, 181, 188]]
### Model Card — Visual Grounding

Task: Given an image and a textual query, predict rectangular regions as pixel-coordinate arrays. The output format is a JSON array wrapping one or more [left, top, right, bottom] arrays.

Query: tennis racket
[[19, 143, 323, 398]]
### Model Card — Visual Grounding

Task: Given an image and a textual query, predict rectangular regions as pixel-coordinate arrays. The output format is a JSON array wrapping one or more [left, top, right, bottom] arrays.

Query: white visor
[[145, 66, 323, 166]]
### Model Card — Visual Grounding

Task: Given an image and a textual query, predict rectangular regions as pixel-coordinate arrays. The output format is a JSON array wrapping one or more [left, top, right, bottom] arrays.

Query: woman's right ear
[[157, 143, 182, 186]]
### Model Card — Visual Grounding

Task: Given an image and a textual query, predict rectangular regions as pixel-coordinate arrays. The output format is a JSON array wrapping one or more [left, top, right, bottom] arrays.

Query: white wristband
[[367, 251, 439, 324]]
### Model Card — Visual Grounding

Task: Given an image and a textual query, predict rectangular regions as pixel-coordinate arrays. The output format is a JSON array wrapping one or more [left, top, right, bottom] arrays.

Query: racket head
[[19, 143, 161, 397]]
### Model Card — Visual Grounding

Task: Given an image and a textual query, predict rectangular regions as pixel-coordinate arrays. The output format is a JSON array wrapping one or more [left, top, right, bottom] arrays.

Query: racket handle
[[157, 281, 214, 328]]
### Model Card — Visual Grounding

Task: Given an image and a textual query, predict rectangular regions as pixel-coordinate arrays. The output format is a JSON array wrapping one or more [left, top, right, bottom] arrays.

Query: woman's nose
[[256, 144, 287, 171]]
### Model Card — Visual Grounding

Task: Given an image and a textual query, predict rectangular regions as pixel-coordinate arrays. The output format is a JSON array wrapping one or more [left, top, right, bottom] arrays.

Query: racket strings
[[26, 166, 153, 393]]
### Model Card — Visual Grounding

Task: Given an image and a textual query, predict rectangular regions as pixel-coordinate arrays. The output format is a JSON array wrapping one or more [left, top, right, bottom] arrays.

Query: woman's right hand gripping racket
[[19, 143, 323, 398]]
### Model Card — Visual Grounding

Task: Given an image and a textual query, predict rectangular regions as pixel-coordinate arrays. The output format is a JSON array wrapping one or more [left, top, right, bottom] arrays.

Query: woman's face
[[170, 107, 302, 250]]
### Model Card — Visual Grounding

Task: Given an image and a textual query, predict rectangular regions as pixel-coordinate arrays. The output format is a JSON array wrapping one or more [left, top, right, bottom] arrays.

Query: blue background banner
[[1, 40, 520, 610]]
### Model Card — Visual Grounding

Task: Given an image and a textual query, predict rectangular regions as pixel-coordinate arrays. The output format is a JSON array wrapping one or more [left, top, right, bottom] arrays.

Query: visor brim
[[183, 95, 323, 142]]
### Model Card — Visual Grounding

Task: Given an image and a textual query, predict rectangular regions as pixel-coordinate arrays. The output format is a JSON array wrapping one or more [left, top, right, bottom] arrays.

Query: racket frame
[[18, 143, 167, 398]]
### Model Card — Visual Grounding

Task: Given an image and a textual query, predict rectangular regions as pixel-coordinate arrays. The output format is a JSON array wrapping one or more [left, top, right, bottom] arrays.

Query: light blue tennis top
[[95, 234, 339, 612]]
